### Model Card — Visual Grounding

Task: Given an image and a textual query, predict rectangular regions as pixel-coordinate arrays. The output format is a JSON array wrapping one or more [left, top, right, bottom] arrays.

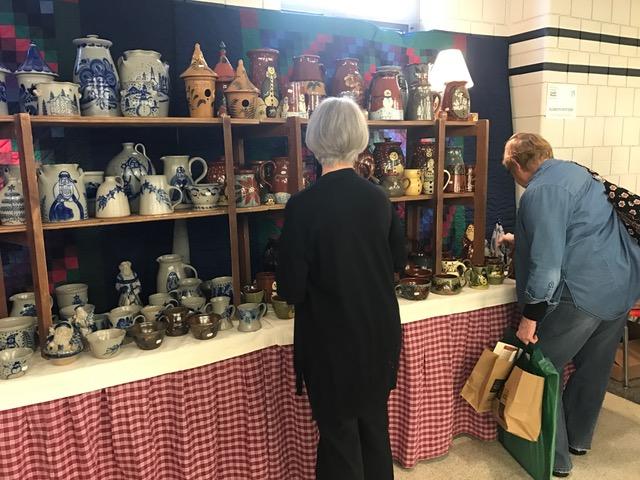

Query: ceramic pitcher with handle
[[156, 253, 199, 293], [37, 164, 88, 223], [161, 155, 208, 208], [106, 142, 155, 213]]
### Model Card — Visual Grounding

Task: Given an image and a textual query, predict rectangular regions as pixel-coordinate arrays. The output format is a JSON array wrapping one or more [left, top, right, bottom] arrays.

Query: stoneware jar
[[332, 58, 364, 107], [95, 176, 130, 218], [355, 150, 375, 180], [180, 43, 217, 118], [15, 43, 57, 115], [0, 174, 26, 225], [118, 49, 170, 117], [0, 316, 37, 350], [106, 142, 155, 213], [0, 62, 11, 115], [83, 170, 104, 217], [34, 82, 81, 116], [373, 137, 405, 180], [291, 54, 326, 115], [235, 169, 260, 208], [156, 253, 198, 293], [37, 163, 88, 223], [0, 348, 33, 379], [225, 59, 260, 119], [272, 156, 290, 196], [139, 175, 182, 216], [247, 48, 280, 118], [72, 34, 120, 116], [255, 271, 277, 303], [9, 292, 36, 317], [368, 66, 405, 120], [161, 155, 208, 208]]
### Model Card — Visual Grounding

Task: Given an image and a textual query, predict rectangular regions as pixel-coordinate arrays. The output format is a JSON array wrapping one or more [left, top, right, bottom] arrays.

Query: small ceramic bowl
[[242, 286, 264, 304], [275, 192, 291, 204], [188, 312, 221, 340], [187, 183, 221, 210], [0, 348, 33, 379], [85, 328, 126, 359], [271, 295, 295, 319], [129, 321, 167, 350], [395, 278, 431, 301], [0, 316, 37, 350]]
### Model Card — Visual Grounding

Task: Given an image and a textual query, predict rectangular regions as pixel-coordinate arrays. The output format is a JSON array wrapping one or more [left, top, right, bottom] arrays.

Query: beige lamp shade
[[429, 49, 474, 92]]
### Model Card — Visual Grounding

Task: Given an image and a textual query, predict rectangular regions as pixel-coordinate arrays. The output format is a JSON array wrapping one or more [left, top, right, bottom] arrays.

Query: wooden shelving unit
[[1, 113, 488, 347]]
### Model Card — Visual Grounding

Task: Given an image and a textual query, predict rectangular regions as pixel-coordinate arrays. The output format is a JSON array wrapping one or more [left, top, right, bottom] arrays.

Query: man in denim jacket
[[501, 133, 640, 478]]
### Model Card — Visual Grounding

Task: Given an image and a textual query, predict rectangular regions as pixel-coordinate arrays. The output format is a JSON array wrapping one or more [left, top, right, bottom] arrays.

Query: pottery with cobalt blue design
[[37, 164, 88, 223], [237, 302, 266, 332], [118, 50, 170, 117], [73, 35, 120, 116], [95, 176, 130, 218], [54, 283, 89, 309], [43, 320, 84, 365], [0, 316, 36, 351], [9, 292, 36, 317], [0, 348, 33, 379], [0, 173, 26, 225], [0, 62, 11, 115], [161, 155, 208, 208], [155, 253, 198, 294], [33, 81, 81, 116], [15, 43, 57, 114], [106, 142, 155, 213]]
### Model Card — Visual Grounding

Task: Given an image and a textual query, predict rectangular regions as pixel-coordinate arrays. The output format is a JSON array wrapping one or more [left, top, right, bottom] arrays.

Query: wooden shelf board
[[0, 115, 13, 124], [236, 204, 286, 214], [298, 118, 436, 128], [0, 224, 26, 234], [443, 192, 475, 199], [390, 194, 434, 203], [41, 208, 228, 230], [28, 116, 268, 128]]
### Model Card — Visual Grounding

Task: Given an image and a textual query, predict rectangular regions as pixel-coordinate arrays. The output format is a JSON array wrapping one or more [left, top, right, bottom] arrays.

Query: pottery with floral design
[[235, 169, 260, 208], [331, 58, 364, 107]]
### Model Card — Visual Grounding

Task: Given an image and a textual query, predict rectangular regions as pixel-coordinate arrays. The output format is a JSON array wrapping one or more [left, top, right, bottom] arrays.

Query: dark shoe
[[569, 446, 587, 456], [553, 470, 571, 478]]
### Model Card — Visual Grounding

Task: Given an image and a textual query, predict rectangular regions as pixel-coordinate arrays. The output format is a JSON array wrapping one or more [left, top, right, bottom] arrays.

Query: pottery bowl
[[0, 348, 33, 379], [54, 283, 89, 309], [86, 328, 126, 359], [0, 316, 37, 350], [395, 278, 431, 301], [188, 312, 221, 340], [129, 321, 167, 350], [242, 286, 264, 304], [271, 295, 295, 319], [430, 274, 465, 296], [275, 192, 291, 204], [187, 183, 220, 210], [403, 265, 433, 280]]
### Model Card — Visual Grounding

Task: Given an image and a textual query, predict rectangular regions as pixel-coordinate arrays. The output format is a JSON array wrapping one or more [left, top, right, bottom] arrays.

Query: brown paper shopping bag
[[461, 349, 515, 413], [493, 365, 544, 441]]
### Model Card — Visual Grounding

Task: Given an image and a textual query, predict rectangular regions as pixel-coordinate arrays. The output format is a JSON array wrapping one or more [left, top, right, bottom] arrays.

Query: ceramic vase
[[332, 58, 364, 108], [15, 43, 57, 115], [180, 43, 217, 118], [95, 176, 130, 218], [106, 142, 155, 213], [247, 48, 280, 118], [37, 164, 88, 223], [118, 50, 170, 117], [156, 253, 198, 293], [224, 59, 259, 119], [139, 175, 182, 216], [72, 35, 120, 116], [235, 169, 260, 208], [33, 82, 81, 116], [368, 66, 405, 120], [0, 63, 10, 115], [161, 155, 208, 208], [206, 157, 228, 205], [83, 170, 104, 217], [0, 175, 26, 225]]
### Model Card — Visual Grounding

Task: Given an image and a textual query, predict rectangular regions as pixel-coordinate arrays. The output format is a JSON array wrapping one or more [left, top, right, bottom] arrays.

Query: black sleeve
[[389, 203, 407, 273], [523, 302, 549, 322], [276, 200, 309, 304]]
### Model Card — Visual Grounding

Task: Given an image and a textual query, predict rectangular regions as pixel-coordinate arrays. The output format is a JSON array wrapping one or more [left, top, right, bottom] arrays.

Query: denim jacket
[[515, 159, 640, 321]]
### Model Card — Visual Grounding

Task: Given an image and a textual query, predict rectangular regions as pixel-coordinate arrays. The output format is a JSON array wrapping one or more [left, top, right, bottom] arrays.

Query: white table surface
[[0, 281, 516, 411]]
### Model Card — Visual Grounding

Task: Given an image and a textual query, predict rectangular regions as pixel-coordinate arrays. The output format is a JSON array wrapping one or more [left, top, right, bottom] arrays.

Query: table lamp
[[429, 49, 474, 120]]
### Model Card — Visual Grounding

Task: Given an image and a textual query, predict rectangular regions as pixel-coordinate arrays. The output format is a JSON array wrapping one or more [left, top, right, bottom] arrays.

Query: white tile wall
[[592, 0, 613, 22], [571, 0, 592, 18]]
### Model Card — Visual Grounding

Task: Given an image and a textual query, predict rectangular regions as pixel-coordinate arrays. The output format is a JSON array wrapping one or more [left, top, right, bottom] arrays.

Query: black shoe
[[569, 446, 587, 456], [553, 470, 571, 478]]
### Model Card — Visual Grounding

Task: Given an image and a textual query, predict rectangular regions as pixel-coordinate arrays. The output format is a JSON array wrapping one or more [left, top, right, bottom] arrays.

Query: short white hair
[[305, 97, 369, 169]]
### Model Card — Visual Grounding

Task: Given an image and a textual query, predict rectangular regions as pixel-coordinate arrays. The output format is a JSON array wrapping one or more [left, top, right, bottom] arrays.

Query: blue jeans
[[536, 292, 627, 473]]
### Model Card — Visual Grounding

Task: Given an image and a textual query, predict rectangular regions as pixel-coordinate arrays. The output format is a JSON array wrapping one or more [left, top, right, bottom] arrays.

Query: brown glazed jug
[[272, 156, 290, 194], [292, 54, 324, 82], [368, 66, 405, 120], [332, 58, 365, 107], [373, 137, 405, 180], [247, 48, 280, 118]]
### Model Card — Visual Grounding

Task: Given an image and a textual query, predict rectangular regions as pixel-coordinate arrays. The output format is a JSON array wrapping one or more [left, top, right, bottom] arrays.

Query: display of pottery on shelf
[[106, 142, 155, 213], [0, 62, 11, 116], [15, 43, 58, 115], [180, 43, 218, 118], [213, 42, 235, 116], [0, 172, 26, 225], [118, 49, 170, 117], [247, 48, 280, 118], [161, 155, 208, 208], [37, 163, 88, 223], [224, 59, 259, 119], [73, 35, 121, 117]]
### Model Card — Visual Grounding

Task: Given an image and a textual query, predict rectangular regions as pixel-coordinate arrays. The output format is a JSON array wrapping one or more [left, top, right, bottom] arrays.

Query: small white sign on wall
[[545, 83, 577, 118]]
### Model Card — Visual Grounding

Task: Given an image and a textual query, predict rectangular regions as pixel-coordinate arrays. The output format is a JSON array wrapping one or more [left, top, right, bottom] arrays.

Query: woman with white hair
[[277, 97, 406, 480]]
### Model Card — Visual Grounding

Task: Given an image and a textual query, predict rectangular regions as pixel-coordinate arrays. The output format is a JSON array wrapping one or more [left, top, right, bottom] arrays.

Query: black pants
[[315, 400, 394, 480]]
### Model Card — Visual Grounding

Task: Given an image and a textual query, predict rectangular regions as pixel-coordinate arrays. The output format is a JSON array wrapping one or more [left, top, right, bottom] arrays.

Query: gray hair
[[305, 97, 369, 169]]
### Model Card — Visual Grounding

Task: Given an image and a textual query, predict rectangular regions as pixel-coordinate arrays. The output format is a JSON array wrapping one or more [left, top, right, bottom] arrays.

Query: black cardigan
[[276, 168, 406, 421]]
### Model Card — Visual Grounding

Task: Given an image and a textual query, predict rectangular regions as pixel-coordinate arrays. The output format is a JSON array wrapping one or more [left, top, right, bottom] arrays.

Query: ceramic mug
[[181, 296, 213, 313], [209, 276, 234, 299], [242, 286, 264, 304], [237, 302, 267, 333], [55, 283, 89, 309], [148, 293, 179, 307], [108, 305, 143, 331], [466, 264, 489, 290], [395, 278, 431, 301], [169, 278, 202, 299], [271, 295, 295, 319], [403, 169, 423, 196], [487, 263, 506, 285], [158, 306, 191, 336], [140, 305, 164, 322], [139, 175, 183, 215], [430, 273, 466, 295], [209, 296, 236, 331], [441, 259, 471, 277]]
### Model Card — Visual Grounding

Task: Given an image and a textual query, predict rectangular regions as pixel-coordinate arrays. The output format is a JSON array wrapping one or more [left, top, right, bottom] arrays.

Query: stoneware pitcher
[[118, 49, 170, 117], [161, 155, 208, 208], [139, 175, 182, 216], [95, 176, 130, 218], [33, 82, 81, 116], [72, 35, 120, 116], [156, 253, 198, 293], [106, 142, 155, 213], [37, 164, 88, 223]]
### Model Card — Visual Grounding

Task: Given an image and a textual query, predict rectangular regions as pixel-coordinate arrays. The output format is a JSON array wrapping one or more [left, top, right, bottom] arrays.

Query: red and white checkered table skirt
[[0, 303, 518, 479]]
